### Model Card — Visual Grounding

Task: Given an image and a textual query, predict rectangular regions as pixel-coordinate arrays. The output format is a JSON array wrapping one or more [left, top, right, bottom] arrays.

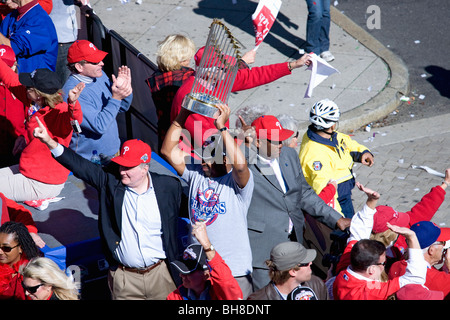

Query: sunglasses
[[85, 61, 102, 65], [0, 244, 19, 253], [296, 262, 311, 268], [267, 138, 282, 145], [21, 282, 44, 294]]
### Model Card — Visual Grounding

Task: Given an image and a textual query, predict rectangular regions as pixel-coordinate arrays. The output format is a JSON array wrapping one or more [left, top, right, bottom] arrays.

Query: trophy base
[[182, 93, 221, 119]]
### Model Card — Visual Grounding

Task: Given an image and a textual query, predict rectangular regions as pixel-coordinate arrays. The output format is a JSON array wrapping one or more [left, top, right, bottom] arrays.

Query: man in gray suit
[[244, 115, 351, 290]]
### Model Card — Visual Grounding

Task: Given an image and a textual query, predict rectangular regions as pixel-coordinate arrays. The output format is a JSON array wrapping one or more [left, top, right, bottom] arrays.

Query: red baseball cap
[[111, 139, 151, 167], [0, 45, 16, 67], [251, 115, 294, 141], [372, 205, 410, 233], [67, 40, 108, 64]]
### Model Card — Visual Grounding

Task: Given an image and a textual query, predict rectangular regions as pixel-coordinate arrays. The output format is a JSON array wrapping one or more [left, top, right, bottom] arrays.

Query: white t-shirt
[[182, 166, 254, 277]]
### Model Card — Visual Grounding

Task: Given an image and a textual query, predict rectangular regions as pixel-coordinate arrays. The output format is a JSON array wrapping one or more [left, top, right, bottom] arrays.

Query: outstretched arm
[[160, 107, 192, 176], [348, 182, 380, 242], [191, 221, 215, 260]]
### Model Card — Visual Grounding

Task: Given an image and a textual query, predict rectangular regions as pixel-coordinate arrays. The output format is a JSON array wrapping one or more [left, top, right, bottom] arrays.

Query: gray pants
[[235, 274, 254, 299], [0, 165, 65, 202]]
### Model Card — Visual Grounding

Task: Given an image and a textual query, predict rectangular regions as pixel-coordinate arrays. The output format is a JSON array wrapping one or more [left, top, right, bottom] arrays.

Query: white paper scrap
[[304, 53, 340, 98], [411, 165, 445, 178]]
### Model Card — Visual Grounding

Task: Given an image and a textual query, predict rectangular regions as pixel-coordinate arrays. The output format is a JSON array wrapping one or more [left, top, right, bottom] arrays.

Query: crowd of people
[[0, 0, 449, 302]]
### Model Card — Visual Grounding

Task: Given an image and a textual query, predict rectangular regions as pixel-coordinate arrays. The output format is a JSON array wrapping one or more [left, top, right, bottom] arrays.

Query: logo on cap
[[275, 121, 282, 130], [183, 247, 197, 260], [89, 43, 97, 51], [123, 146, 130, 155]]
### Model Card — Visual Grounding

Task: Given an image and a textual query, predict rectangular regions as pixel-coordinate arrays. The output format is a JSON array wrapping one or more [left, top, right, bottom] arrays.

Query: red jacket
[[166, 252, 243, 300], [0, 256, 28, 300], [333, 239, 402, 300], [0, 58, 82, 184], [393, 186, 446, 255], [170, 62, 291, 149], [335, 186, 446, 276], [389, 261, 450, 299], [0, 82, 27, 158], [0, 192, 37, 233]]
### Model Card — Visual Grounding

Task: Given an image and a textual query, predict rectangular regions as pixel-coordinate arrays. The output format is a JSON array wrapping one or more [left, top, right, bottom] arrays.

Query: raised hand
[[68, 82, 86, 104], [33, 117, 57, 149], [214, 103, 230, 130], [111, 66, 132, 100]]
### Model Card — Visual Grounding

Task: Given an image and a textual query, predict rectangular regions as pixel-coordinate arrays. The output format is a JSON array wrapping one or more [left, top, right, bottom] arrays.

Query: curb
[[329, 6, 410, 133]]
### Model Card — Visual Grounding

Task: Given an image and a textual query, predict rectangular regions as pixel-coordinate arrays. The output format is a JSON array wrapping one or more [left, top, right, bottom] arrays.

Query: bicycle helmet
[[309, 99, 340, 129]]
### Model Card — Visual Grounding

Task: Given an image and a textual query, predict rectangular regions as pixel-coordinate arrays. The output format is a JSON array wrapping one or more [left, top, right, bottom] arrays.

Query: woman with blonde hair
[[21, 257, 80, 300], [155, 34, 196, 72], [146, 34, 196, 149]]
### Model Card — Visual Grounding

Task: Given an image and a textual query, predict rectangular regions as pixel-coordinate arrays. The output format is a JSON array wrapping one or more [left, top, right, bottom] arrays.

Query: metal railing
[[78, 5, 160, 152]]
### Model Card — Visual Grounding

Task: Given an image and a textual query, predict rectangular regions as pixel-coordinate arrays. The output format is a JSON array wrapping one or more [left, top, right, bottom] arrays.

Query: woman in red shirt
[[0, 45, 27, 168], [0, 57, 84, 202], [0, 221, 39, 300]]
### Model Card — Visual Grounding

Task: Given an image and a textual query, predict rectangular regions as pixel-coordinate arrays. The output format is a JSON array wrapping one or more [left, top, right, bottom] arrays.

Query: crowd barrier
[[79, 4, 160, 152]]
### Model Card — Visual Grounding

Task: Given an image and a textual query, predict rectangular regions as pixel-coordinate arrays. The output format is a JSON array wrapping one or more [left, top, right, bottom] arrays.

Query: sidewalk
[[88, 0, 398, 132], [350, 113, 450, 227]]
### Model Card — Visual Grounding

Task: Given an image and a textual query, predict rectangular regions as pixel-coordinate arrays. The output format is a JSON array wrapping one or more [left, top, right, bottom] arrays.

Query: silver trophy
[[182, 19, 242, 118]]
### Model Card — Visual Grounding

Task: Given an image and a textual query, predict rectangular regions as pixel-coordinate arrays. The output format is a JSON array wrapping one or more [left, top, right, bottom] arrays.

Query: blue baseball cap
[[410, 221, 450, 249]]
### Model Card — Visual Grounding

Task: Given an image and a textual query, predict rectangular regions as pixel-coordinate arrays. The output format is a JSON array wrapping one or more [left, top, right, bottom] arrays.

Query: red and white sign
[[252, 0, 282, 51]]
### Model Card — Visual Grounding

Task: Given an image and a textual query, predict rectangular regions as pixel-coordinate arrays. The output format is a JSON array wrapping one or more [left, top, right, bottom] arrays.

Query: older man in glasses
[[62, 40, 133, 162], [244, 114, 350, 291]]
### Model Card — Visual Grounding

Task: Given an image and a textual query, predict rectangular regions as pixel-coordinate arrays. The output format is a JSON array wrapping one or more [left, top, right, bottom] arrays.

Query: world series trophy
[[182, 19, 242, 118]]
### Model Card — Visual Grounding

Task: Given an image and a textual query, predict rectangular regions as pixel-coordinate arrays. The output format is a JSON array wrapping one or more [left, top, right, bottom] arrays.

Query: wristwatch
[[204, 244, 215, 252]]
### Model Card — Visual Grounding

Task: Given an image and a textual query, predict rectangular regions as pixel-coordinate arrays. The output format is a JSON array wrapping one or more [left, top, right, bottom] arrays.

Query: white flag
[[304, 53, 340, 98]]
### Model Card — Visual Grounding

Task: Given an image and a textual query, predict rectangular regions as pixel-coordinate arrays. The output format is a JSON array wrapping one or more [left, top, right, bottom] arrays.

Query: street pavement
[[87, 0, 450, 226]]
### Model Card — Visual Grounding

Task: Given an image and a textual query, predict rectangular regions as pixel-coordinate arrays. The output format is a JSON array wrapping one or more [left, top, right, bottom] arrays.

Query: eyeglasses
[[294, 131, 299, 139], [374, 261, 386, 266], [21, 282, 44, 294], [0, 244, 19, 253], [296, 262, 311, 268]]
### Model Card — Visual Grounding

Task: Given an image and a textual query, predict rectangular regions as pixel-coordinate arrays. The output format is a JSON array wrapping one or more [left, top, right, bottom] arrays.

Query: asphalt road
[[334, 0, 450, 128]]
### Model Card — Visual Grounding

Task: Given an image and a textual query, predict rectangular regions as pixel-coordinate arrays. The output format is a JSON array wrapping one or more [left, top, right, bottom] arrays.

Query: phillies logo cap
[[251, 115, 294, 141], [111, 139, 152, 167], [67, 40, 108, 64], [0, 44, 16, 67]]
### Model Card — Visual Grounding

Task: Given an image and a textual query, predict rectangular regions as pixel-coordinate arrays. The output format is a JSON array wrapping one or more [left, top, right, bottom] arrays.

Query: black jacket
[[55, 146, 183, 284]]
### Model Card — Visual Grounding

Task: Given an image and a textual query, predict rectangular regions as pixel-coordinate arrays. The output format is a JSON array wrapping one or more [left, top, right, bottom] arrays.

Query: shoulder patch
[[313, 161, 322, 171]]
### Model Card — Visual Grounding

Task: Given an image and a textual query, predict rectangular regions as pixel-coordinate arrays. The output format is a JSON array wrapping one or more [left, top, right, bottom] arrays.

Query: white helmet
[[309, 99, 340, 129]]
